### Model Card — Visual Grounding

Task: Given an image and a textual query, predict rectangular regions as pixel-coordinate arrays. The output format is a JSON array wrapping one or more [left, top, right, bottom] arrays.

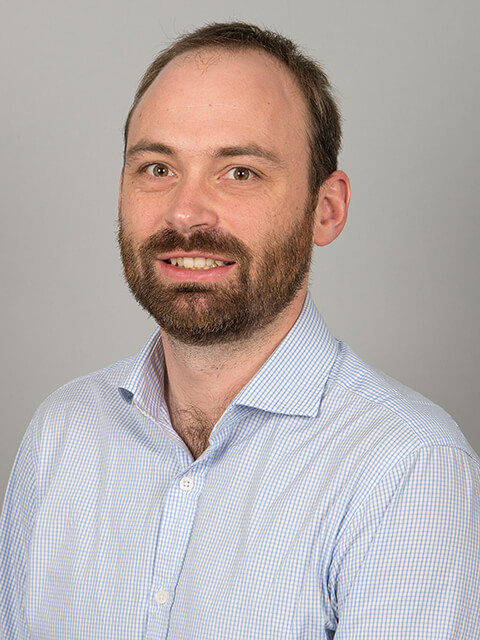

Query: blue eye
[[227, 167, 253, 181], [145, 163, 172, 177]]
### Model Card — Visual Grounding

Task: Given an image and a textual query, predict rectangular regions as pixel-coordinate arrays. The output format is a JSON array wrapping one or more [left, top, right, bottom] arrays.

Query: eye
[[144, 163, 173, 178], [226, 167, 254, 181]]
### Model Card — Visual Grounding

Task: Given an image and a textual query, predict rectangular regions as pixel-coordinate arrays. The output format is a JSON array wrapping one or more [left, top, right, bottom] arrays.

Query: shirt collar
[[119, 328, 165, 418], [119, 292, 337, 420], [232, 292, 338, 417]]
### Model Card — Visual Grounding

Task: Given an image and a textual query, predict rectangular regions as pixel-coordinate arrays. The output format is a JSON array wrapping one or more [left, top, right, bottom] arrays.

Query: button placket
[[146, 464, 210, 638]]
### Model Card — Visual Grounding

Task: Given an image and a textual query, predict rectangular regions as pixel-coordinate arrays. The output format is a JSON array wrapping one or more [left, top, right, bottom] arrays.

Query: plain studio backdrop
[[1, 0, 479, 500]]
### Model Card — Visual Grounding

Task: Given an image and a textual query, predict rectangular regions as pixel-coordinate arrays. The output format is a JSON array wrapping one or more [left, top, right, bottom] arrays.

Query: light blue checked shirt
[[1, 293, 480, 639]]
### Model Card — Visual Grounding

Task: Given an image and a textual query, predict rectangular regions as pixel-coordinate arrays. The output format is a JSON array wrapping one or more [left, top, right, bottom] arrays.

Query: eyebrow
[[125, 141, 175, 162], [213, 144, 282, 166], [125, 140, 283, 166]]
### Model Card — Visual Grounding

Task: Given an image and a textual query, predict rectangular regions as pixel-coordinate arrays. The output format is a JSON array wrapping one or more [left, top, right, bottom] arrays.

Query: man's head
[[119, 23, 349, 345]]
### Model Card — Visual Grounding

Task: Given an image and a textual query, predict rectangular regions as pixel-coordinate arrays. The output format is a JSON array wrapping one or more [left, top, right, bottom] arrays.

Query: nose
[[165, 176, 219, 234]]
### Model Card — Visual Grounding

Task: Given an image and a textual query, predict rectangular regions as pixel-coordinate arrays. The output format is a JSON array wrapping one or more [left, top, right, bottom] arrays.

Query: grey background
[[1, 0, 479, 501]]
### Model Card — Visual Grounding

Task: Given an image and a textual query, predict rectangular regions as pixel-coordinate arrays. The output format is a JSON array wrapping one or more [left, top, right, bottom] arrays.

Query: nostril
[[165, 193, 219, 232]]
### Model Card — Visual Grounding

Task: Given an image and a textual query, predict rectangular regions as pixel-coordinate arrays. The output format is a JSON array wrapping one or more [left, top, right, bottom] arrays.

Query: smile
[[166, 257, 234, 270]]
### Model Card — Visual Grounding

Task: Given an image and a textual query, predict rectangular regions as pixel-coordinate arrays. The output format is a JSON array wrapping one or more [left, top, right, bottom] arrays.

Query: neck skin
[[162, 287, 307, 459]]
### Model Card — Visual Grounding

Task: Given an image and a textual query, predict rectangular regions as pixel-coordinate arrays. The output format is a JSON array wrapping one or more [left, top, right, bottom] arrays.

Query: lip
[[155, 257, 237, 282], [158, 251, 236, 263]]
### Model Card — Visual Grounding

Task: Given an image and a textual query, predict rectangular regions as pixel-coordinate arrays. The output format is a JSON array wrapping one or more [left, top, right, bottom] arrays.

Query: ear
[[312, 170, 350, 247], [118, 167, 124, 219]]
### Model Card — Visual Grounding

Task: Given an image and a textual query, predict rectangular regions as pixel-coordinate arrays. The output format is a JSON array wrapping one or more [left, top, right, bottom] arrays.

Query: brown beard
[[118, 210, 315, 345]]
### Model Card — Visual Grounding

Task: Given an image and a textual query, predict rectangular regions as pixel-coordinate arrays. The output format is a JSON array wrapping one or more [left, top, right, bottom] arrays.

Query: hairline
[[123, 25, 341, 207], [123, 44, 312, 155]]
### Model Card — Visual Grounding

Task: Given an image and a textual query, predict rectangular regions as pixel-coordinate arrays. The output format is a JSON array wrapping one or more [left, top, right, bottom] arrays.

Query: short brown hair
[[124, 22, 342, 200]]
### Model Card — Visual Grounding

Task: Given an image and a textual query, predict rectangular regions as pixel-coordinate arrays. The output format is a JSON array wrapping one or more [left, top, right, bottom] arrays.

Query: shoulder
[[14, 356, 139, 502], [42, 356, 135, 403], [27, 356, 137, 453], [311, 340, 480, 520], [326, 340, 475, 455], [35, 355, 134, 412]]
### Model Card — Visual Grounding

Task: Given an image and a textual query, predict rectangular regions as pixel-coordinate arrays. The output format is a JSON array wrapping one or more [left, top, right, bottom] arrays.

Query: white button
[[179, 477, 194, 492], [154, 589, 169, 605]]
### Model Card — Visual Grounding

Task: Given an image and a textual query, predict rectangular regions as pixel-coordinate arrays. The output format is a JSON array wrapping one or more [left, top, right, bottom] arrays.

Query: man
[[1, 22, 479, 639]]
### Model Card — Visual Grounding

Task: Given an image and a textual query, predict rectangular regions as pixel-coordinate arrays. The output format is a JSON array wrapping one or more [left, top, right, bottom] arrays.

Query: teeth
[[168, 257, 229, 269]]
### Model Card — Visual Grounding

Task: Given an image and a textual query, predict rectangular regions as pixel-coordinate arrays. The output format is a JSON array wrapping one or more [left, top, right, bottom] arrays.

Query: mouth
[[162, 256, 235, 270]]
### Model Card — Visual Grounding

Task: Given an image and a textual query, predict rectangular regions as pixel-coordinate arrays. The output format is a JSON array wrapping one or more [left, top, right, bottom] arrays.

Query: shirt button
[[179, 477, 194, 492], [154, 589, 169, 605]]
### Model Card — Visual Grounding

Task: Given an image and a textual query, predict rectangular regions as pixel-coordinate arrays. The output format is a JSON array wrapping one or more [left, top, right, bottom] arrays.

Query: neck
[[162, 290, 307, 458]]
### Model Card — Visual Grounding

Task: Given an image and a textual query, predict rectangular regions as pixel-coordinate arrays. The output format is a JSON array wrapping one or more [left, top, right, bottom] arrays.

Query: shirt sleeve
[[0, 424, 38, 640], [332, 445, 480, 639]]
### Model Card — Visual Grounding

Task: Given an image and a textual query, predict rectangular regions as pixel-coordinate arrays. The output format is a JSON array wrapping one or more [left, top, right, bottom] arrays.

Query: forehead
[[127, 48, 310, 159]]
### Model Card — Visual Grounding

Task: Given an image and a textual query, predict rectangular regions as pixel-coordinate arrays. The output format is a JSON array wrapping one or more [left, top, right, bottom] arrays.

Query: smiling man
[[117, 40, 348, 458], [1, 22, 479, 640]]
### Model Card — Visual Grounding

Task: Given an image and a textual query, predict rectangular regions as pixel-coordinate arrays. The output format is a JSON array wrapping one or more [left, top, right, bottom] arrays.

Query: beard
[[118, 209, 315, 346]]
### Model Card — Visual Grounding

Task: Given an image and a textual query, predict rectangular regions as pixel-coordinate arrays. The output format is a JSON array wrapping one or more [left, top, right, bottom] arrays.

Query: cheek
[[255, 195, 305, 240], [119, 189, 166, 237]]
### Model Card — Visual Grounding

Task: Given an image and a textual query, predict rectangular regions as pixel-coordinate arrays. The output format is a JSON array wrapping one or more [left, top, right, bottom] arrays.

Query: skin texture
[[119, 48, 350, 457]]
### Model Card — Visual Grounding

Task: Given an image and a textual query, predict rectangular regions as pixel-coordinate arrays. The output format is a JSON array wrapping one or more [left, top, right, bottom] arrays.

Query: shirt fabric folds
[[1, 293, 480, 639]]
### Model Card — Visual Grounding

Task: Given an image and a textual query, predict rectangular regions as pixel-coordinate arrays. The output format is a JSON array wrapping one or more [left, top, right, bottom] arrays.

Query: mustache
[[139, 228, 252, 263]]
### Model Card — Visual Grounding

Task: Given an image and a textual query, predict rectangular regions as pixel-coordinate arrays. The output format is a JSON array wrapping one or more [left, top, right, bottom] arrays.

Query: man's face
[[119, 48, 317, 345]]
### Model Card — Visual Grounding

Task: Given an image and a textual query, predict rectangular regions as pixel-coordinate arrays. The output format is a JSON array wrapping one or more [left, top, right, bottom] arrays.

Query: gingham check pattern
[[1, 293, 479, 639]]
